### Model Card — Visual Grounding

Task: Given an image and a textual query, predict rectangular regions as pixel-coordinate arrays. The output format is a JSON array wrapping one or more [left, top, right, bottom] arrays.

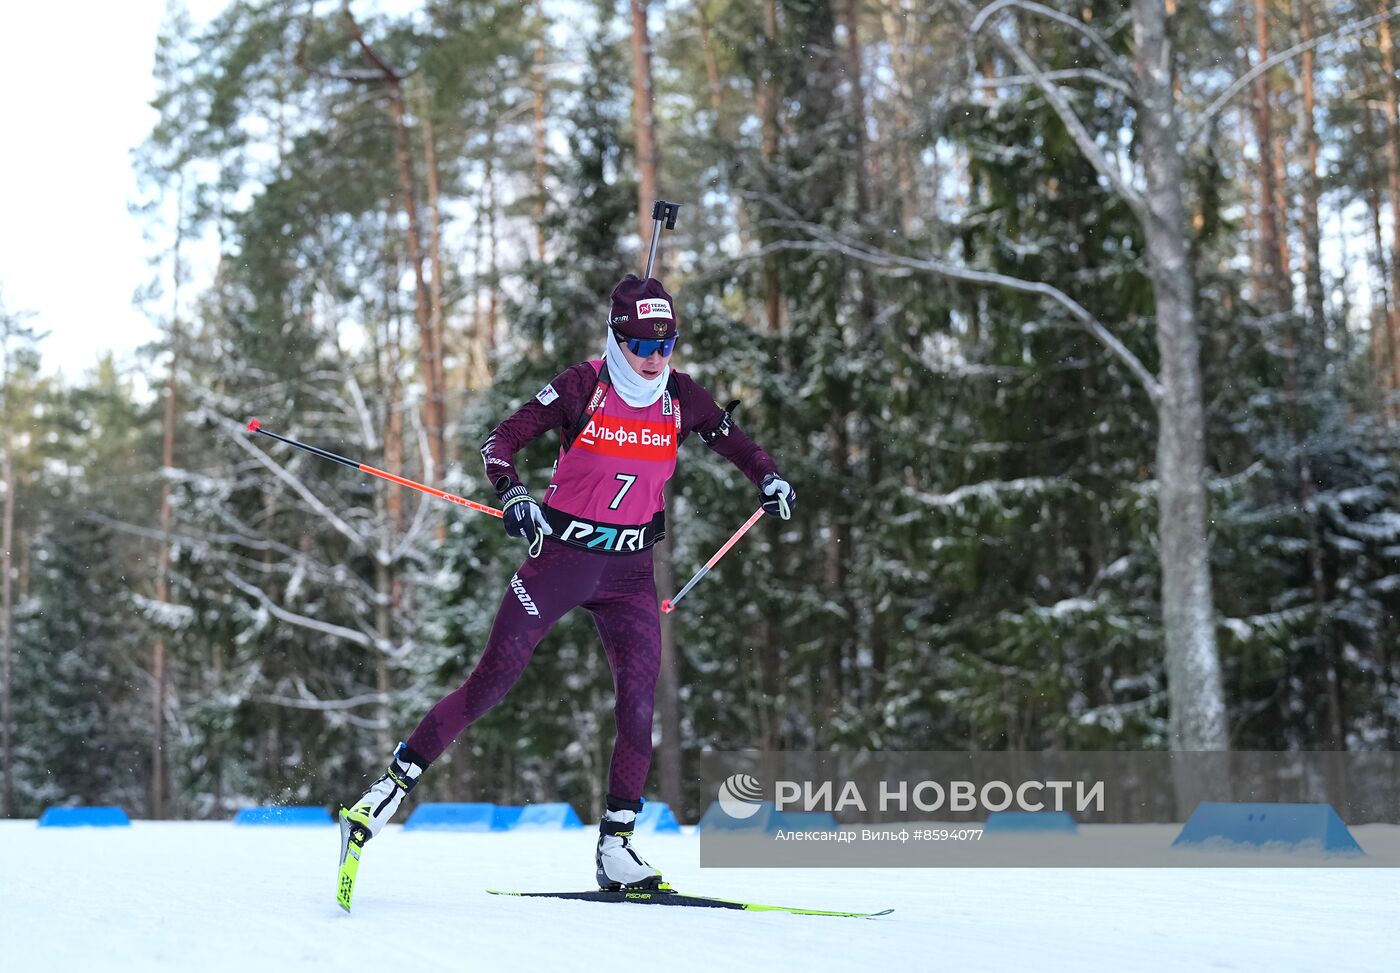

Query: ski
[[486, 887, 892, 918], [336, 808, 370, 913]]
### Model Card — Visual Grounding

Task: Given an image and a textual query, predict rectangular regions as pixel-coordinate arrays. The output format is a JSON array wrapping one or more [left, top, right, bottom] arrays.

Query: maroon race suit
[[406, 360, 778, 800]]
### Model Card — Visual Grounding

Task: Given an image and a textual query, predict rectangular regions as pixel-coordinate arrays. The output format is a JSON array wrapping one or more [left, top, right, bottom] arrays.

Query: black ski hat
[[609, 274, 678, 341]]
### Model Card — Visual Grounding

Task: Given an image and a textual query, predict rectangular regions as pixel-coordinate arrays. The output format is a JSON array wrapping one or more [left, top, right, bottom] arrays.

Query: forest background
[[2, 0, 1400, 822]]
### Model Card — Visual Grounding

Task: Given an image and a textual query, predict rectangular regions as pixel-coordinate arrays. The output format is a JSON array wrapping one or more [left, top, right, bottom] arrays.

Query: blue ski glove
[[500, 485, 552, 557], [760, 472, 795, 520]]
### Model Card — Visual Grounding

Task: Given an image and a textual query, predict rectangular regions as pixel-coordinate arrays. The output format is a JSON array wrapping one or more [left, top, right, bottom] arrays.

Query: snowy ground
[[3, 820, 1398, 972]]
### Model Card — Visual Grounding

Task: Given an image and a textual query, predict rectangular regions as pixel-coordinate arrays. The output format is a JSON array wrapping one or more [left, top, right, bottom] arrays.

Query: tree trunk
[[1290, 0, 1342, 749], [1299, 1, 1326, 334], [843, 0, 875, 245], [698, 2, 755, 257], [153, 349, 175, 820], [377, 266, 405, 756], [697, 2, 725, 130], [532, 0, 549, 263], [417, 81, 449, 471], [466, 180, 492, 390], [1, 440, 13, 818], [839, 0, 874, 703], [386, 89, 444, 476], [630, 0, 659, 233], [1380, 13, 1400, 405], [211, 642, 225, 815], [1334, 208, 1356, 365], [629, 0, 682, 817], [1250, 0, 1288, 312], [345, 12, 446, 477], [1272, 123, 1293, 292], [1132, 0, 1229, 754], [880, 0, 915, 236], [759, 0, 786, 333], [1363, 100, 1393, 394], [151, 180, 187, 820], [374, 554, 394, 758], [485, 138, 500, 360]]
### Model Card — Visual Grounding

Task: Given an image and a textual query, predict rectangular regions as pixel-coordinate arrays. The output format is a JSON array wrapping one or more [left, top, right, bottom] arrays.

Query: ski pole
[[643, 199, 681, 279], [660, 507, 766, 614], [245, 419, 503, 519]]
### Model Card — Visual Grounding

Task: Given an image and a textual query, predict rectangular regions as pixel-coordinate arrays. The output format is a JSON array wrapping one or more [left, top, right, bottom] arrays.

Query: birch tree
[[783, 0, 1223, 751]]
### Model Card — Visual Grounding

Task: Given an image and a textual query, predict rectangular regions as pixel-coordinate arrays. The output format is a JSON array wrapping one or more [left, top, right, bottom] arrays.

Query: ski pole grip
[[651, 199, 681, 229], [644, 200, 681, 279]]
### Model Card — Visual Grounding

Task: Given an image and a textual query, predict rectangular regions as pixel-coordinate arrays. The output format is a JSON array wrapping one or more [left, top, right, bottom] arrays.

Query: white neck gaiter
[[602, 329, 669, 408]]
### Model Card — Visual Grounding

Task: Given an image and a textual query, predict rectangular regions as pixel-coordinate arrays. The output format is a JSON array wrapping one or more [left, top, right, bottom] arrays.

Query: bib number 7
[[609, 473, 637, 510]]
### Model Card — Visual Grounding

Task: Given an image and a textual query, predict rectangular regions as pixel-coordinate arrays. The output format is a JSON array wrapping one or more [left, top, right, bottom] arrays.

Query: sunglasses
[[614, 330, 678, 357]]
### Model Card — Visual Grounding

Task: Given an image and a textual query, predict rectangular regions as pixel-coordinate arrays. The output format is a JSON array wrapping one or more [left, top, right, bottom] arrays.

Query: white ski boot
[[336, 742, 429, 912], [596, 795, 664, 890], [341, 741, 427, 840]]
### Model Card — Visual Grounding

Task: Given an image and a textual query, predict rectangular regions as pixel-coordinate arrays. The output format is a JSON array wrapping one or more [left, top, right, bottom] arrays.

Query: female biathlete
[[340, 273, 795, 892]]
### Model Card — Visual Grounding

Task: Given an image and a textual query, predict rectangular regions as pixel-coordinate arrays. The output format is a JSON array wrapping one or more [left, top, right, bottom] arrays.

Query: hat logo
[[654, 321, 668, 338], [635, 299, 672, 321]]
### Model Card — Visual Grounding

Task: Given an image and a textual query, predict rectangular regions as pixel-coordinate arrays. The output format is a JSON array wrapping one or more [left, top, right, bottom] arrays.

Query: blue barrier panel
[[492, 806, 524, 831], [635, 802, 681, 833], [404, 803, 499, 832], [1172, 802, 1363, 855], [514, 802, 584, 829], [38, 806, 131, 828], [771, 809, 839, 832], [697, 800, 777, 831], [697, 801, 838, 832], [234, 806, 332, 826], [985, 811, 1078, 833]]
